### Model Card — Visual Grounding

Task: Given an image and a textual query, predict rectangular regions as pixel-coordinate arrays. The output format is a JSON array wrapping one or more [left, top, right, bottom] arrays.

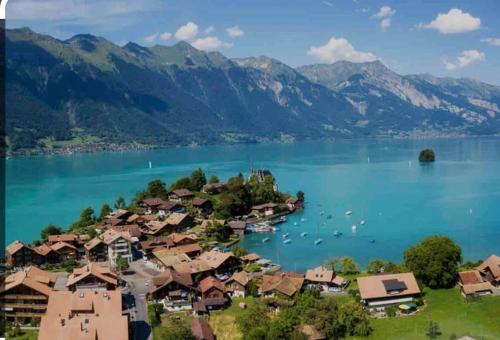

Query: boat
[[301, 218, 306, 222], [300, 232, 308, 237], [319, 211, 325, 216], [283, 239, 292, 244], [326, 215, 333, 220], [333, 230, 342, 237], [370, 239, 376, 244], [282, 233, 289, 238], [360, 220, 366, 225], [293, 222, 298, 226], [345, 210, 353, 216], [149, 160, 152, 169], [314, 238, 323, 245], [352, 224, 357, 231], [262, 237, 270, 243]]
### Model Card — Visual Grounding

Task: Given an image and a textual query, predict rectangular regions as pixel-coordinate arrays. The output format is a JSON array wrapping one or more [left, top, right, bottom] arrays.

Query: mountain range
[[5, 27, 500, 154]]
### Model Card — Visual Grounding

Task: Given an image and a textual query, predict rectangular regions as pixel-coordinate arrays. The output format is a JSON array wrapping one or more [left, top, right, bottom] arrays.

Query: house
[[190, 318, 215, 340], [225, 271, 252, 297], [173, 259, 214, 281], [143, 213, 194, 236], [6, 240, 44, 267], [140, 236, 176, 257], [357, 272, 421, 308], [152, 244, 202, 265], [240, 253, 260, 263], [84, 237, 108, 262], [158, 201, 184, 216], [251, 203, 277, 217], [202, 182, 227, 194], [199, 276, 228, 310], [170, 232, 199, 246], [260, 272, 305, 299], [38, 290, 128, 340], [109, 224, 142, 239], [197, 250, 240, 276], [153, 252, 192, 271], [169, 189, 195, 202], [100, 229, 133, 267], [0, 266, 56, 322], [192, 198, 213, 216], [140, 197, 167, 214], [49, 241, 77, 261], [66, 263, 119, 291], [458, 270, 494, 297], [46, 233, 88, 247], [149, 269, 195, 311], [476, 254, 500, 287], [34, 244, 61, 264], [286, 197, 304, 211], [105, 209, 135, 222], [228, 220, 247, 237], [305, 266, 348, 292]]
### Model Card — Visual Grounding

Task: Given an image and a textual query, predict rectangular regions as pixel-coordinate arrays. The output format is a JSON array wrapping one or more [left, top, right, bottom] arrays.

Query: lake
[[6, 138, 500, 271]]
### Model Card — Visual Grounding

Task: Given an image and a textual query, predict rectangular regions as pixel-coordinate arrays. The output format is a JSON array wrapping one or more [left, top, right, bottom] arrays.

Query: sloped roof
[[192, 197, 210, 207], [458, 270, 483, 285], [190, 318, 215, 340], [357, 272, 421, 300], [226, 271, 251, 287], [101, 229, 132, 244], [198, 250, 235, 269], [0, 266, 56, 296], [66, 263, 118, 287], [462, 281, 494, 295], [173, 259, 212, 275], [109, 224, 142, 238], [47, 234, 77, 243], [142, 197, 165, 207], [153, 251, 191, 268], [170, 232, 198, 244], [85, 237, 105, 250], [305, 266, 334, 283], [199, 276, 224, 294], [240, 253, 260, 262], [6, 240, 28, 255], [477, 254, 500, 280], [261, 272, 304, 297], [171, 189, 194, 197], [149, 269, 193, 294], [251, 203, 277, 210], [50, 241, 77, 252], [35, 244, 58, 256], [228, 221, 246, 230]]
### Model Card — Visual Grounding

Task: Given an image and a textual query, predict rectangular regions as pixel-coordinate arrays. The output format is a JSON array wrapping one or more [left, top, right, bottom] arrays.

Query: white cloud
[[191, 36, 233, 51], [159, 32, 172, 40], [374, 6, 395, 19], [419, 8, 480, 34], [442, 50, 485, 70], [226, 25, 244, 38], [380, 18, 391, 31], [204, 26, 215, 35], [175, 21, 199, 40], [143, 32, 159, 43], [481, 37, 500, 46], [307, 36, 377, 63]]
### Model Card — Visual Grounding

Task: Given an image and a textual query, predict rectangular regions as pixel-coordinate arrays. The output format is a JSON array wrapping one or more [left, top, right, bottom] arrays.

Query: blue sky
[[6, 0, 500, 84]]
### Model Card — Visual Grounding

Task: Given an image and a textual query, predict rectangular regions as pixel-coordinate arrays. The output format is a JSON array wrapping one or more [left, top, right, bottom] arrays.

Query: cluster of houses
[[458, 254, 500, 297]]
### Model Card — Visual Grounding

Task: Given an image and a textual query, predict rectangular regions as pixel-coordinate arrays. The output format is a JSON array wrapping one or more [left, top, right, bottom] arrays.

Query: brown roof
[[38, 290, 128, 340], [100, 229, 132, 244], [477, 254, 500, 281], [173, 259, 212, 275], [199, 276, 224, 294], [228, 221, 246, 230], [226, 271, 251, 287], [50, 241, 77, 252], [252, 203, 278, 210], [305, 266, 334, 283], [109, 224, 142, 238], [158, 201, 181, 211], [357, 272, 421, 300], [144, 213, 191, 235], [142, 197, 165, 207], [192, 198, 210, 207], [84, 237, 104, 250], [461, 281, 494, 295], [35, 244, 58, 256], [240, 253, 260, 262], [47, 234, 78, 243], [0, 266, 56, 296], [286, 197, 300, 204], [6, 240, 28, 255], [171, 189, 194, 198], [261, 272, 305, 297], [149, 269, 193, 294], [140, 236, 175, 251], [170, 232, 198, 244], [458, 270, 483, 285], [190, 318, 215, 340], [66, 263, 118, 288], [172, 243, 202, 255], [153, 251, 191, 268], [197, 250, 235, 270]]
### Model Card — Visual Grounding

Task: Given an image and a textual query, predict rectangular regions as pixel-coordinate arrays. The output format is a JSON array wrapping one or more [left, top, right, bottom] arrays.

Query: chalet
[[225, 271, 252, 297], [197, 250, 240, 276], [49, 241, 77, 261], [260, 272, 305, 299], [192, 198, 213, 216], [100, 229, 133, 267], [357, 272, 421, 308], [149, 269, 195, 311], [199, 276, 228, 310], [202, 182, 227, 194], [84, 237, 108, 262], [0, 266, 56, 323], [251, 203, 277, 217], [6, 240, 44, 268], [305, 266, 348, 292], [66, 263, 119, 291], [173, 259, 214, 280], [38, 290, 128, 340], [240, 253, 260, 263], [153, 252, 192, 271], [140, 197, 166, 214], [46, 233, 87, 247], [153, 244, 203, 266], [105, 208, 135, 221], [143, 213, 194, 236], [169, 189, 195, 202], [476, 254, 500, 287], [227, 220, 247, 237], [286, 197, 304, 211], [34, 244, 61, 264], [458, 270, 494, 297], [190, 318, 215, 340], [158, 201, 184, 215], [109, 224, 142, 239], [139, 236, 175, 257]]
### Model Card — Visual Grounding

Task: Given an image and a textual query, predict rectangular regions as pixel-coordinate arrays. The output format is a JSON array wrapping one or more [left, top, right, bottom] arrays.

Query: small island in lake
[[419, 148, 436, 163]]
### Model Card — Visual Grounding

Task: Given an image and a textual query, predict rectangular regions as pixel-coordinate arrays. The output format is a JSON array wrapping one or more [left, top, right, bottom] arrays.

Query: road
[[123, 261, 161, 340]]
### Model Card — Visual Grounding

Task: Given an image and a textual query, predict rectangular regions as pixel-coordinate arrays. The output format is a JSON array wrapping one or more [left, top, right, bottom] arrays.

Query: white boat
[[345, 210, 353, 216], [283, 239, 292, 244], [314, 238, 323, 245], [293, 222, 298, 226], [333, 231, 342, 237], [262, 237, 270, 243], [352, 224, 357, 231], [301, 218, 306, 222], [149, 160, 152, 169], [282, 233, 289, 238], [300, 232, 308, 237], [360, 220, 366, 225]]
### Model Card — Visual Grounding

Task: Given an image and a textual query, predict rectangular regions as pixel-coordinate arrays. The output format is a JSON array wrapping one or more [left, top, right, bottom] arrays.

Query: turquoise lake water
[[6, 138, 500, 271]]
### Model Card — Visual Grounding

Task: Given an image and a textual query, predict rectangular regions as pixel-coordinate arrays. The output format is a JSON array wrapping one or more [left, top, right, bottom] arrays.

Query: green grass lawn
[[361, 288, 500, 340], [8, 329, 38, 340], [208, 296, 257, 340]]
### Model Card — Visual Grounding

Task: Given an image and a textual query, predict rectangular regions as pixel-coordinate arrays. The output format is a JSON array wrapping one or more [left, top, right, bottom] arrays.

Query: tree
[[147, 303, 163, 327], [70, 207, 95, 231], [208, 175, 219, 184], [366, 258, 386, 274], [404, 235, 462, 288], [40, 224, 62, 241], [246, 280, 260, 297], [114, 197, 127, 210], [115, 254, 129, 272], [426, 321, 442, 339], [205, 221, 231, 242], [147, 179, 168, 198], [296, 191, 305, 202], [231, 245, 247, 257], [338, 300, 372, 336], [235, 301, 270, 334], [170, 176, 192, 191], [190, 168, 207, 191], [98, 203, 112, 221], [326, 256, 359, 274], [419, 149, 436, 162]]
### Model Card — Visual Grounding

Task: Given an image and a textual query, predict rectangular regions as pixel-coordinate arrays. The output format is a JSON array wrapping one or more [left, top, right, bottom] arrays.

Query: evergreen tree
[[114, 197, 127, 210], [98, 203, 112, 221]]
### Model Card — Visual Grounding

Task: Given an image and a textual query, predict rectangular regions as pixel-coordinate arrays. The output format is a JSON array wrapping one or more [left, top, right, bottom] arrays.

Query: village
[[2, 168, 500, 340]]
